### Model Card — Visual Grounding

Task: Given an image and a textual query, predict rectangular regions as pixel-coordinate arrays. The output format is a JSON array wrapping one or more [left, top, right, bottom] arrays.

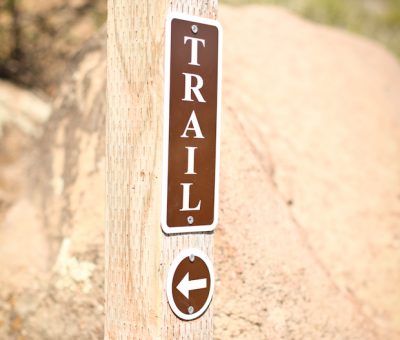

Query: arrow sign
[[167, 248, 214, 320], [177, 273, 207, 299]]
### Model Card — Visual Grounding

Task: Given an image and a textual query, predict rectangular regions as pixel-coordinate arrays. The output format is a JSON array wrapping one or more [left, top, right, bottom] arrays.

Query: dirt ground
[[0, 4, 399, 339]]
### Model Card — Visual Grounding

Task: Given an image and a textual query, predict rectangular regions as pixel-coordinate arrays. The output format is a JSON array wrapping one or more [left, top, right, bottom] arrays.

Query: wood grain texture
[[106, 1, 218, 339]]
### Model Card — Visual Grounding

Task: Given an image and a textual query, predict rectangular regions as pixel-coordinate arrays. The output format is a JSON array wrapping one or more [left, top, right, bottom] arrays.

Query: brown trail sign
[[161, 13, 222, 234]]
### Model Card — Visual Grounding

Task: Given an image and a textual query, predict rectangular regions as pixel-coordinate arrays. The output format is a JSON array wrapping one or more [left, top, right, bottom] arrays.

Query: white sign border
[[166, 248, 215, 321], [160, 12, 223, 234]]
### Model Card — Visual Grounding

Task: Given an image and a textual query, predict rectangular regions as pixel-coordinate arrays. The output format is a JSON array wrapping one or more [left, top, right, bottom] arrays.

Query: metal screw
[[189, 254, 195, 262], [187, 216, 194, 225], [188, 306, 194, 314], [191, 25, 198, 34]]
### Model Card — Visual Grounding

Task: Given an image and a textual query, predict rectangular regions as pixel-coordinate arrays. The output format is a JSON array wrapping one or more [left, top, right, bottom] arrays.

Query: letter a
[[181, 110, 204, 139]]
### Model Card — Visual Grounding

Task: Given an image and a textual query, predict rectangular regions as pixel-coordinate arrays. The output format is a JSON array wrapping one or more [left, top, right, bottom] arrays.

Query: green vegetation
[[222, 0, 400, 58]]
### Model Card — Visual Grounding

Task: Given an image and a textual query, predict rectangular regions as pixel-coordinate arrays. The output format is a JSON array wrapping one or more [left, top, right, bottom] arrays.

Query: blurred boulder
[[0, 79, 50, 138], [0, 80, 50, 339], [0, 79, 50, 213]]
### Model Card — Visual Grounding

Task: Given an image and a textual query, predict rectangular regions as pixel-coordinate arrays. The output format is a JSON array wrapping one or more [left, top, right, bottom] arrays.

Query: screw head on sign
[[188, 306, 194, 314], [187, 216, 194, 225], [191, 24, 198, 34], [189, 254, 195, 262]]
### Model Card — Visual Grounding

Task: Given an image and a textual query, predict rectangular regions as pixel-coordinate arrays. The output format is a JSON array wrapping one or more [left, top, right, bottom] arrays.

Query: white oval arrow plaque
[[166, 248, 214, 321]]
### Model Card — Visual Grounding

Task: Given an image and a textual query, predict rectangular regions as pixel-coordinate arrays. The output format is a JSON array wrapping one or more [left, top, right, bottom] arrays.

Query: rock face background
[[0, 5, 400, 339]]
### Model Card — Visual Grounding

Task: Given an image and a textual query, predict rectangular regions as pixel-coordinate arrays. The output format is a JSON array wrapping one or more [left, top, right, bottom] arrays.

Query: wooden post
[[106, 1, 218, 339]]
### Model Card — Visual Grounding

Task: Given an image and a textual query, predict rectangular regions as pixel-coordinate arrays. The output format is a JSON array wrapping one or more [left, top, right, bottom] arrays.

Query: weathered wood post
[[106, 1, 220, 338]]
